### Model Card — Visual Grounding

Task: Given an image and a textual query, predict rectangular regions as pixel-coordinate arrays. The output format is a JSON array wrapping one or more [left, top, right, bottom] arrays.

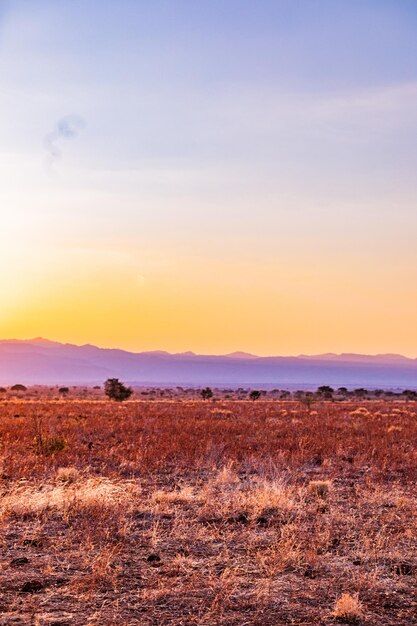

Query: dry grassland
[[0, 398, 415, 625]]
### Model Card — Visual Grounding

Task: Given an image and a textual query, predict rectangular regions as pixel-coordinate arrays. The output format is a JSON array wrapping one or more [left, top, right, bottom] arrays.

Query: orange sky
[[1, 2, 417, 356], [1, 240, 416, 356]]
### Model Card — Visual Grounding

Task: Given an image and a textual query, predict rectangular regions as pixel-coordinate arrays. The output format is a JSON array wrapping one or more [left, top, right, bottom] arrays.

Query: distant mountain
[[226, 351, 258, 359], [299, 352, 412, 364], [0, 339, 416, 388]]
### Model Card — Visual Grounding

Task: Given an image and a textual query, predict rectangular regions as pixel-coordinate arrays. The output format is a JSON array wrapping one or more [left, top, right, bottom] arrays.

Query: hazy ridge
[[0, 339, 416, 388]]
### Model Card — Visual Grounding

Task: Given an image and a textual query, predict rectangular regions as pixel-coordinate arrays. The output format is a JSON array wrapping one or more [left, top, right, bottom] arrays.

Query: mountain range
[[0, 338, 416, 388]]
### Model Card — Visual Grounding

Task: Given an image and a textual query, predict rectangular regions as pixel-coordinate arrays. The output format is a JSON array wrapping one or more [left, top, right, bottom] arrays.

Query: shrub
[[56, 466, 80, 483], [353, 388, 368, 398], [11, 384, 27, 392], [332, 593, 363, 623], [308, 480, 331, 498], [39, 435, 67, 455], [201, 387, 214, 400]]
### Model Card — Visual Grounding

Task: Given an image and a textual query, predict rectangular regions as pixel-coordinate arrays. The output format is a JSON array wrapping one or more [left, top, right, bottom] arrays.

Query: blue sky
[[1, 1, 417, 354]]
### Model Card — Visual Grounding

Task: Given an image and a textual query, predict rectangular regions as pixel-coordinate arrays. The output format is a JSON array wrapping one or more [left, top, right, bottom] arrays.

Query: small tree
[[249, 390, 261, 401], [58, 387, 70, 396], [104, 378, 133, 402], [353, 388, 368, 398], [299, 391, 314, 413], [201, 387, 213, 400], [317, 385, 334, 399]]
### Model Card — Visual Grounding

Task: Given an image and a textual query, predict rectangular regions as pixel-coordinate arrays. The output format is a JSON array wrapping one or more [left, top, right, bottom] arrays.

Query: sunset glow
[[1, 1, 417, 355]]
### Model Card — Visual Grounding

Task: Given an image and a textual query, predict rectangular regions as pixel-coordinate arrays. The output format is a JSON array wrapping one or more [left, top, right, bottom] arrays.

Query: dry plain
[[0, 395, 415, 625]]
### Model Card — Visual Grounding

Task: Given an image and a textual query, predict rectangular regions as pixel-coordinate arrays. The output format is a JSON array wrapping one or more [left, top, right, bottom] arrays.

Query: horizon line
[[1, 336, 416, 361]]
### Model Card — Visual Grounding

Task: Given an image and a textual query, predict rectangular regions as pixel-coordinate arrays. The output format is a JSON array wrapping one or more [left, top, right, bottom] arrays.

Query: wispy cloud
[[44, 115, 85, 169]]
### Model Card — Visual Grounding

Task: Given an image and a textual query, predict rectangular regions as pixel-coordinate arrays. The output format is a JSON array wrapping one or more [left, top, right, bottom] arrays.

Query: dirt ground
[[0, 398, 415, 625]]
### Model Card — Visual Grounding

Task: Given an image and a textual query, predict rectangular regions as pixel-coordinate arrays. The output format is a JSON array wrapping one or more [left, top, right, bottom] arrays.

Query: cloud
[[44, 115, 85, 168]]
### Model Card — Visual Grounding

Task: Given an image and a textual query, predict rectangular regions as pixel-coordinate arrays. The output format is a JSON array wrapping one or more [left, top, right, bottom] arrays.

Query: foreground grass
[[0, 399, 415, 624]]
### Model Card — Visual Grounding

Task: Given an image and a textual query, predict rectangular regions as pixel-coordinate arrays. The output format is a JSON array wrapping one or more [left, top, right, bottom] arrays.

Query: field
[[0, 395, 416, 625]]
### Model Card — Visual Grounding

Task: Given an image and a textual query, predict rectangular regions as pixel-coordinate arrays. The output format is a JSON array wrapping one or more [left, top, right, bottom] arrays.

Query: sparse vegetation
[[0, 392, 415, 624]]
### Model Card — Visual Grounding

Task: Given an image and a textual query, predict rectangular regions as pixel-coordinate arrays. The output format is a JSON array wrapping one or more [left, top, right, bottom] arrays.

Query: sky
[[1, 0, 417, 356]]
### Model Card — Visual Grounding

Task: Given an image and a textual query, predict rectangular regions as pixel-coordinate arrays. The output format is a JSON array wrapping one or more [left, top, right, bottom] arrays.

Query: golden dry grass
[[0, 397, 415, 625], [332, 593, 363, 623]]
